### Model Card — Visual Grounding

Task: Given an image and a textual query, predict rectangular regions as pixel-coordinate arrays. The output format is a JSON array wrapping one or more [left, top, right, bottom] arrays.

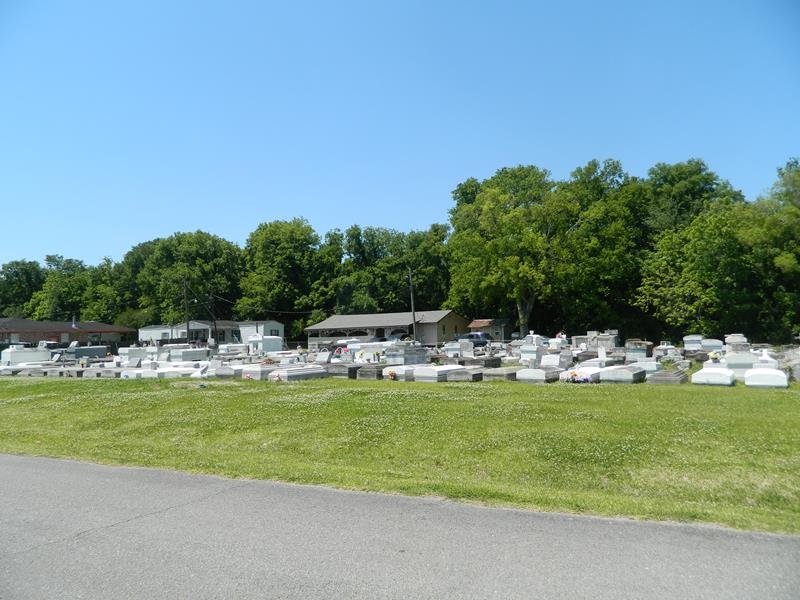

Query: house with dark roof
[[0, 318, 135, 346], [304, 310, 470, 348]]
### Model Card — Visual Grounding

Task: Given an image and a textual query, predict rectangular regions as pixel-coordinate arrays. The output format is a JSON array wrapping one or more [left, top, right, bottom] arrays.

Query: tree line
[[1, 158, 798, 342]]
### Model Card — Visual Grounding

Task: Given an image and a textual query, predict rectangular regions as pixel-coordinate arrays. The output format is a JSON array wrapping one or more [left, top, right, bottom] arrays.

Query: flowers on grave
[[387, 370, 397, 381], [563, 370, 596, 384]]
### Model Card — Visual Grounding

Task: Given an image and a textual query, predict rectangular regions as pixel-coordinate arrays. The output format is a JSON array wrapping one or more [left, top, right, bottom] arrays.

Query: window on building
[[218, 331, 226, 342], [270, 329, 279, 336], [442, 324, 446, 334], [161, 332, 169, 340]]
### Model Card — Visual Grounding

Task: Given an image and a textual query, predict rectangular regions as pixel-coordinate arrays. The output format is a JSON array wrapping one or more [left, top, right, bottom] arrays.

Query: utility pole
[[184, 279, 191, 343], [408, 268, 416, 340]]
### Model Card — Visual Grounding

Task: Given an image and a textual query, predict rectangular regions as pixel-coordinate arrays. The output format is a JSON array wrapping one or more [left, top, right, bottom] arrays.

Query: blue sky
[[1, 0, 798, 265]]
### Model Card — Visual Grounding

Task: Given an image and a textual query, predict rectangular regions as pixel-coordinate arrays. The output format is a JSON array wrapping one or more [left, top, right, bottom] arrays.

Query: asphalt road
[[1, 455, 798, 599]]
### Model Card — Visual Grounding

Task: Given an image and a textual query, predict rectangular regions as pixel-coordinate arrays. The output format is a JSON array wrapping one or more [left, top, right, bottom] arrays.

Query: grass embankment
[[0, 378, 798, 533]]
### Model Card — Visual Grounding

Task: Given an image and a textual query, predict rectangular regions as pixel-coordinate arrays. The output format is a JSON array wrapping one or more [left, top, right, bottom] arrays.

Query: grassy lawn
[[0, 378, 798, 533]]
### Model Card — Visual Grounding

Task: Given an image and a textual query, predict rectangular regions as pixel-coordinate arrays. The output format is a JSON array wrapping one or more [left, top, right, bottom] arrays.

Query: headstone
[[516, 368, 560, 383], [356, 364, 384, 380], [383, 365, 416, 381], [724, 333, 748, 345], [632, 360, 662, 372], [724, 351, 756, 381], [744, 368, 788, 388], [414, 365, 464, 382], [754, 349, 779, 369], [700, 339, 724, 352], [447, 368, 483, 382], [646, 369, 689, 385], [519, 344, 543, 366], [212, 366, 236, 378], [541, 353, 572, 370], [324, 363, 362, 379], [691, 368, 736, 386], [475, 356, 502, 369], [597, 332, 618, 350], [482, 367, 521, 381], [653, 341, 677, 359], [241, 364, 278, 381], [683, 335, 703, 351], [599, 365, 646, 384], [559, 367, 601, 383], [384, 344, 428, 365], [268, 364, 328, 381], [624, 340, 653, 363]]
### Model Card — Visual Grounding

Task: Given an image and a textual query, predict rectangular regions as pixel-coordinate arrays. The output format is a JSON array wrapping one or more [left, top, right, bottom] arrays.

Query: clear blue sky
[[1, 0, 798, 265]]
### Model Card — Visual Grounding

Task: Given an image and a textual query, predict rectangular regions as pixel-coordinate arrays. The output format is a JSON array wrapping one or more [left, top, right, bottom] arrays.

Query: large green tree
[[636, 190, 799, 341], [447, 165, 566, 333], [24, 255, 91, 321], [137, 232, 243, 324], [0, 259, 46, 317], [236, 219, 321, 337]]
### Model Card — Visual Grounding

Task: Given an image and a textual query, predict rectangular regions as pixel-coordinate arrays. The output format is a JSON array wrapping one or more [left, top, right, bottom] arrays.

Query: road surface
[[1, 454, 798, 599]]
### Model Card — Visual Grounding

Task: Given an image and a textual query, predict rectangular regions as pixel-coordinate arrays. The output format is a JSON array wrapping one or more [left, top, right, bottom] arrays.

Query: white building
[[237, 320, 284, 340], [138, 320, 283, 344]]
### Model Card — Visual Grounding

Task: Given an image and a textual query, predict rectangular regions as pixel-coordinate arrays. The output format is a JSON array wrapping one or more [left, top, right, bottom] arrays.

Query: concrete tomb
[[324, 363, 362, 379], [414, 365, 465, 382], [700, 338, 724, 352], [356, 363, 384, 380], [691, 367, 736, 386], [624, 340, 653, 364], [646, 369, 689, 385], [682, 335, 704, 351], [482, 367, 521, 381], [241, 364, 279, 381], [559, 367, 601, 383], [268, 364, 328, 381], [599, 365, 646, 384], [447, 367, 484, 382], [384, 343, 429, 365], [383, 365, 416, 381], [516, 368, 560, 383], [744, 368, 788, 388]]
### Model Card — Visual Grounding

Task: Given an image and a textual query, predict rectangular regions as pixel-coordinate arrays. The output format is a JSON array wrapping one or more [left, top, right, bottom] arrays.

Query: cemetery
[[1, 326, 797, 389]]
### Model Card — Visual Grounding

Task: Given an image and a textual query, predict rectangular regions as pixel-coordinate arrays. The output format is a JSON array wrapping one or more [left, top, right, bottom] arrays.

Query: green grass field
[[0, 378, 798, 533]]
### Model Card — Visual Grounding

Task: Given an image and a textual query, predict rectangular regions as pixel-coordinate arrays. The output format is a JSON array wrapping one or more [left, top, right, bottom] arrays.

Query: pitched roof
[[139, 320, 243, 330], [468, 319, 494, 328], [305, 310, 459, 331], [0, 318, 134, 334]]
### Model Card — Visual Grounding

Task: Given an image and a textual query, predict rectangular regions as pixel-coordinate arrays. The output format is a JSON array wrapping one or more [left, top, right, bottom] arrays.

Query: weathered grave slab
[[447, 368, 483, 382], [325, 363, 362, 379], [356, 364, 384, 381], [482, 367, 520, 382], [646, 369, 689, 385]]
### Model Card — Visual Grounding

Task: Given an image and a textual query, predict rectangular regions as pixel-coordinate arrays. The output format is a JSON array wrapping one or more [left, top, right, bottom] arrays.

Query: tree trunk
[[517, 296, 534, 335]]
